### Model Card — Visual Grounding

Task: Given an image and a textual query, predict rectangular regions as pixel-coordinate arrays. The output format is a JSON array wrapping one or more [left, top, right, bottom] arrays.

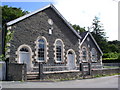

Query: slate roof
[[6, 4, 81, 39], [80, 31, 103, 55], [80, 31, 88, 41]]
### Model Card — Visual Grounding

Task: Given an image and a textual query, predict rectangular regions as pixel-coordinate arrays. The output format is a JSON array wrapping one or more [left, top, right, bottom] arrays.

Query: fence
[[42, 64, 80, 73], [34, 62, 103, 73]]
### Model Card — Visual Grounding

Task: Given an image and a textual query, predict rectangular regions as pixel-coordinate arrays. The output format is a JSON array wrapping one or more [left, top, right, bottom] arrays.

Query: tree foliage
[[72, 24, 86, 33], [90, 16, 108, 53], [1, 5, 29, 26]]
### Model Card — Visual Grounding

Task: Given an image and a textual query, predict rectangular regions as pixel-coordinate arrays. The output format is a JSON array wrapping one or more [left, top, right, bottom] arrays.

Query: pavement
[[1, 75, 120, 88]]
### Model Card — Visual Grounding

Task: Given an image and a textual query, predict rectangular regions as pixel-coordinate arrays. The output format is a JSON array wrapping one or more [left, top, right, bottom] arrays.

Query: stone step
[[27, 72, 39, 80]]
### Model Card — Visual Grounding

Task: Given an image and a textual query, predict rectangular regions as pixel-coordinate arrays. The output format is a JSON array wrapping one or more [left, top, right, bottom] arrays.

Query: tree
[[1, 5, 29, 26], [1, 5, 29, 57], [72, 24, 86, 33], [90, 16, 108, 53], [108, 40, 120, 53]]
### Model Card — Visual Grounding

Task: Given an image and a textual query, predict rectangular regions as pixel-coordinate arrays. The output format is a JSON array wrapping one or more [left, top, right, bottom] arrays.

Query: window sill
[[55, 61, 64, 64], [82, 60, 88, 63], [91, 61, 98, 63], [36, 60, 47, 63]]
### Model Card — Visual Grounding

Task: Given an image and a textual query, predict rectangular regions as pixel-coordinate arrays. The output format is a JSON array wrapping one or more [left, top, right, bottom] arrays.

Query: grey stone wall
[[8, 7, 79, 66], [91, 68, 120, 76], [81, 34, 101, 62], [7, 63, 27, 81], [42, 68, 120, 80], [43, 71, 82, 80]]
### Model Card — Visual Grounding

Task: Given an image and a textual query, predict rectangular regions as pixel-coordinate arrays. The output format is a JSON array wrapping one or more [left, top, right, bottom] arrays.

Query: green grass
[[103, 66, 120, 68], [102, 58, 118, 60], [41, 73, 120, 82], [92, 73, 120, 78]]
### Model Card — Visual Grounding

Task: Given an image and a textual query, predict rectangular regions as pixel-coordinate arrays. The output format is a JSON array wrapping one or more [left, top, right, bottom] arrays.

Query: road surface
[[1, 75, 120, 88]]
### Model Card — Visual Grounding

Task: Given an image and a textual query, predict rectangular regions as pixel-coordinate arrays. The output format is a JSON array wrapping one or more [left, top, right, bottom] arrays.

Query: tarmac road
[[1, 75, 120, 88]]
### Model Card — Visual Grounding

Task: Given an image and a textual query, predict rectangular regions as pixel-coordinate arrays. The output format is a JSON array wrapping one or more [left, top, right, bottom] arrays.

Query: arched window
[[91, 48, 97, 62], [55, 39, 64, 62], [82, 47, 87, 62], [36, 37, 47, 62], [38, 39, 45, 61], [20, 48, 29, 52]]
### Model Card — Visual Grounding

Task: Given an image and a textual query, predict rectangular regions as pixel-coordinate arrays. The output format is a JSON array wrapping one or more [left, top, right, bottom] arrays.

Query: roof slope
[[80, 31, 103, 55], [6, 4, 81, 39]]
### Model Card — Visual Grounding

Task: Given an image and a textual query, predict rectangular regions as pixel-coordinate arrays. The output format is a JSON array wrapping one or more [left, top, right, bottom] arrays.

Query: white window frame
[[35, 36, 48, 62], [54, 39, 64, 63], [81, 46, 88, 62]]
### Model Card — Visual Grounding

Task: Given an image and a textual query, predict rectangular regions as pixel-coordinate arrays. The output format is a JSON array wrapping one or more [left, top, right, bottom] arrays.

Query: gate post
[[39, 62, 43, 79], [80, 63, 84, 78], [88, 63, 91, 75], [79, 63, 82, 71]]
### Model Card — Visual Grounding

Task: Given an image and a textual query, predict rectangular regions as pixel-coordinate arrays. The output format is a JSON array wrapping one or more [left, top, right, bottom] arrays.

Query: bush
[[103, 52, 120, 60], [118, 54, 120, 60], [0, 54, 5, 61]]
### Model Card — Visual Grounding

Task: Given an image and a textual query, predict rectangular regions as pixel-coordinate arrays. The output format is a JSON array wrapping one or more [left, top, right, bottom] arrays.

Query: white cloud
[[54, 0, 118, 41]]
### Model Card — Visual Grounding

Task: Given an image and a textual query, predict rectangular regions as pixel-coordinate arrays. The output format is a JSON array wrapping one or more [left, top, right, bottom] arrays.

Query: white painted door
[[67, 54, 75, 70], [19, 52, 31, 71]]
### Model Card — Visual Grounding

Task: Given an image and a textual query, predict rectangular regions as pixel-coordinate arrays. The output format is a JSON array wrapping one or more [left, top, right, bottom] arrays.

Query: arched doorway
[[67, 49, 76, 70], [18, 45, 32, 72]]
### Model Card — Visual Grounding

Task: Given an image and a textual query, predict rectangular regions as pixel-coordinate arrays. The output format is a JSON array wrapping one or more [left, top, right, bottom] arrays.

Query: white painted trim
[[78, 39, 81, 63], [80, 32, 103, 55], [35, 36, 49, 63], [7, 26, 12, 30], [66, 49, 77, 67], [51, 5, 81, 39], [80, 32, 89, 46], [16, 44, 33, 68], [53, 39, 65, 63], [6, 4, 51, 26], [6, 4, 81, 39], [89, 32, 103, 55], [100, 56, 103, 66]]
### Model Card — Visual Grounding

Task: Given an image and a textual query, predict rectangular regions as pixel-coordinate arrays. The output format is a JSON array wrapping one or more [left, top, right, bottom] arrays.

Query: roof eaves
[[89, 32, 103, 55], [6, 4, 81, 39], [80, 32, 89, 46], [80, 31, 103, 55], [50, 5, 81, 39], [6, 4, 51, 26]]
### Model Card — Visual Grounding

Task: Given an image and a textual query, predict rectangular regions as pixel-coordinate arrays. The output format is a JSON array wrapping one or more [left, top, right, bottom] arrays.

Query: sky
[[1, 0, 119, 41]]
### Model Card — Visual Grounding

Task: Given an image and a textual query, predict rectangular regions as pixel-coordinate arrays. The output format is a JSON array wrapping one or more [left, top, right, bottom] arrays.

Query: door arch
[[17, 44, 32, 72], [67, 49, 76, 70]]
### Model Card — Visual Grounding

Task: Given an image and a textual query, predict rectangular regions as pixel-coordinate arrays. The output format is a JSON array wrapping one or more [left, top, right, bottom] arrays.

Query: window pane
[[82, 47, 87, 61], [56, 40, 63, 61], [38, 39, 45, 61]]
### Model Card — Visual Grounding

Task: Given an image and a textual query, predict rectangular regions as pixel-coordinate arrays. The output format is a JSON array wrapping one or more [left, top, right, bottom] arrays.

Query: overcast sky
[[54, 0, 118, 41], [2, 0, 119, 41]]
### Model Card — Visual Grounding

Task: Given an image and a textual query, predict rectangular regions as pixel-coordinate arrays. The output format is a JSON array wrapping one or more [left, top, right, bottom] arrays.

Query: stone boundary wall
[[103, 63, 120, 67], [6, 63, 120, 81], [91, 68, 120, 76], [43, 70, 82, 80], [7, 63, 27, 81], [43, 68, 120, 80]]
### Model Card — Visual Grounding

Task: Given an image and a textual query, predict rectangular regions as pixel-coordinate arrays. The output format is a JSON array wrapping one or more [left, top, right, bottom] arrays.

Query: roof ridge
[[6, 4, 81, 39], [6, 4, 52, 26]]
